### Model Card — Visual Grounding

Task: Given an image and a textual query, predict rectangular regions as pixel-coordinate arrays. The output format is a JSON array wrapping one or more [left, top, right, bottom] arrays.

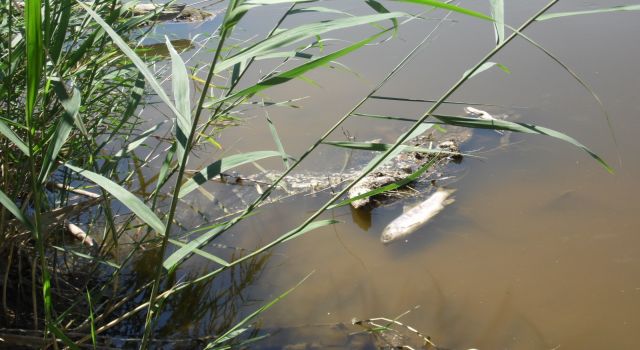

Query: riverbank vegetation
[[0, 0, 620, 348]]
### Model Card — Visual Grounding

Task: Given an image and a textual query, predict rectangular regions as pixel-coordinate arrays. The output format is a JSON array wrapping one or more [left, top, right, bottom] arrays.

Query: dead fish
[[381, 188, 456, 244], [465, 106, 504, 134], [465, 106, 496, 120]]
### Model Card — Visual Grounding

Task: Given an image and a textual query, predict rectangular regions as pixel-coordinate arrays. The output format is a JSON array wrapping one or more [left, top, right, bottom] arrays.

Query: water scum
[[381, 188, 456, 244]]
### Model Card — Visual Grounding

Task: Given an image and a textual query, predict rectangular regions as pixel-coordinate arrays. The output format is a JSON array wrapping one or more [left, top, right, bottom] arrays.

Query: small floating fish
[[465, 106, 497, 120], [381, 188, 456, 244], [465, 106, 504, 134]]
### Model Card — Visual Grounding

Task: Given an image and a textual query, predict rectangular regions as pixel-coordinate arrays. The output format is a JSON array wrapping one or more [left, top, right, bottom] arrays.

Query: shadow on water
[[100, 248, 272, 349]]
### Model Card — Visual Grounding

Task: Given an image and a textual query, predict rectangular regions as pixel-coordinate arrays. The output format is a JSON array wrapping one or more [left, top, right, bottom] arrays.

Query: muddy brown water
[[136, 1, 640, 349]]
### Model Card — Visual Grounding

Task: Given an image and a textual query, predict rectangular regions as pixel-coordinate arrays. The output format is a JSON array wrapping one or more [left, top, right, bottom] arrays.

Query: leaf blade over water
[[166, 37, 192, 161], [64, 164, 166, 234], [537, 5, 640, 21], [489, 0, 505, 44], [212, 12, 406, 75], [178, 151, 287, 198], [396, 0, 494, 21], [433, 115, 613, 172]]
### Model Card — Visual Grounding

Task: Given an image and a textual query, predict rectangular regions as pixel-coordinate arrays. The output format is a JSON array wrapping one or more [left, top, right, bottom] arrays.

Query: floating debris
[[381, 188, 455, 244]]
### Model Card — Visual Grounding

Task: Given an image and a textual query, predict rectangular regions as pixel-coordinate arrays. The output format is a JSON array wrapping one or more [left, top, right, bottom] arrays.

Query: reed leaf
[[76, 1, 186, 124], [537, 5, 640, 21], [282, 219, 340, 242], [395, 0, 494, 21], [25, 0, 43, 122], [226, 0, 316, 29], [163, 226, 227, 270], [114, 121, 167, 158], [168, 238, 230, 267], [208, 30, 391, 107], [0, 120, 29, 155], [86, 289, 97, 350], [48, 324, 80, 350], [49, 0, 71, 63], [266, 115, 290, 170], [64, 163, 166, 234], [322, 140, 453, 156], [205, 272, 313, 349], [489, 0, 505, 44], [166, 37, 192, 161], [329, 155, 440, 209], [178, 150, 287, 198], [463, 61, 509, 79], [433, 115, 612, 172], [39, 84, 81, 183], [0, 188, 33, 230], [212, 12, 406, 75], [365, 0, 399, 32]]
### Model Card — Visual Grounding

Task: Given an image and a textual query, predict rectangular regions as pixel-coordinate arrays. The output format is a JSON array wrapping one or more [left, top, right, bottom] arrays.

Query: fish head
[[380, 227, 395, 244]]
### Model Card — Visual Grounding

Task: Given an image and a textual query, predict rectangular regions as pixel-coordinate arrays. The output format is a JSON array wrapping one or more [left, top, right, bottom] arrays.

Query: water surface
[[154, 1, 640, 348]]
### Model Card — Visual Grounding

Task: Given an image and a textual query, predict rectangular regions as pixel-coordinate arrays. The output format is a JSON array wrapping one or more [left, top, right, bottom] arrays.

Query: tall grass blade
[[48, 324, 80, 350], [0, 189, 33, 230], [25, 0, 56, 339], [163, 226, 227, 270], [25, 0, 43, 121], [39, 84, 81, 183], [205, 272, 314, 349], [329, 155, 439, 209], [365, 0, 399, 33], [433, 115, 612, 172], [152, 143, 176, 198], [76, 1, 185, 122], [322, 140, 452, 156], [64, 164, 166, 234], [282, 219, 340, 242], [51, 246, 120, 268], [489, 0, 505, 44], [225, 0, 316, 29], [510, 29, 620, 165], [167, 239, 230, 267], [537, 5, 640, 21], [0, 120, 29, 155], [86, 289, 97, 350], [212, 12, 406, 75], [395, 0, 494, 21], [178, 150, 287, 198], [209, 30, 391, 107], [166, 37, 192, 161], [265, 115, 290, 170], [50, 0, 71, 63], [114, 121, 167, 158], [463, 61, 509, 79]]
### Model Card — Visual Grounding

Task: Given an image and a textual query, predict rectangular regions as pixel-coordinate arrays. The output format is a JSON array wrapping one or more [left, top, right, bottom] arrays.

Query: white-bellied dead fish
[[381, 188, 456, 244]]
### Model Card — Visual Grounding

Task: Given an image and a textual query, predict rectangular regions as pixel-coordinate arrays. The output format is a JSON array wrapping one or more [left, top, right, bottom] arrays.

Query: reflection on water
[[135, 0, 640, 349], [94, 248, 270, 349]]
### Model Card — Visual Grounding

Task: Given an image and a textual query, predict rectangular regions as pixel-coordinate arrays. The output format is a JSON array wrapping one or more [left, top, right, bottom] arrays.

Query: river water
[[143, 1, 640, 349]]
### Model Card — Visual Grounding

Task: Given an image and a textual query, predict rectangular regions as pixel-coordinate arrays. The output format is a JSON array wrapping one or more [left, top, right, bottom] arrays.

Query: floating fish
[[465, 106, 504, 135], [381, 188, 456, 244], [465, 106, 496, 120]]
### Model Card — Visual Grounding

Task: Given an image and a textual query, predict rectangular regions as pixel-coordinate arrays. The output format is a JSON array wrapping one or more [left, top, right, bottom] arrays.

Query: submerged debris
[[380, 188, 455, 244], [347, 169, 411, 209], [14, 2, 216, 22], [347, 138, 462, 209], [130, 3, 216, 22]]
